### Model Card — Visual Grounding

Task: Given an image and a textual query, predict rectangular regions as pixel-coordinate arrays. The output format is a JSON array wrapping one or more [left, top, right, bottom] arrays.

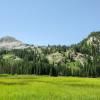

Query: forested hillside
[[0, 32, 100, 77]]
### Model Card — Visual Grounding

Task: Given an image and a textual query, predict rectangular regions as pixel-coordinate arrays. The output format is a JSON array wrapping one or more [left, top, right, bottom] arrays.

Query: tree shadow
[[0, 81, 27, 85]]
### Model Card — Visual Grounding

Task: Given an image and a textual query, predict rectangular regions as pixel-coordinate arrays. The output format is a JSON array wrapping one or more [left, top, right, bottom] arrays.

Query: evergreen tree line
[[0, 35, 99, 77]]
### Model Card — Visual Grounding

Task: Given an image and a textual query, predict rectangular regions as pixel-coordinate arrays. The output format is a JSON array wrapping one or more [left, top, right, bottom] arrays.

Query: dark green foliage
[[0, 32, 100, 77]]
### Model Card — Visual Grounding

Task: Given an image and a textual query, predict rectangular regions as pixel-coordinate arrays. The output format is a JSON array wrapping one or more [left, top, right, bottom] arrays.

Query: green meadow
[[0, 75, 100, 100]]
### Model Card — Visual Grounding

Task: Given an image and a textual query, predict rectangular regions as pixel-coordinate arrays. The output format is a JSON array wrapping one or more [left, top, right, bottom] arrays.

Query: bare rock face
[[0, 36, 24, 49], [0, 36, 21, 43]]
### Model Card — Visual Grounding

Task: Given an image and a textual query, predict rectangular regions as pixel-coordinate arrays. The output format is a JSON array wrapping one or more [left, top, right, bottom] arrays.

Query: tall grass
[[0, 75, 100, 100]]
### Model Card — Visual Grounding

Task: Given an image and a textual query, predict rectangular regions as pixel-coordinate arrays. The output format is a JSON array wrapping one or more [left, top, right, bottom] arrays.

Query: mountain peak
[[0, 36, 24, 49], [88, 31, 100, 38], [0, 36, 21, 43]]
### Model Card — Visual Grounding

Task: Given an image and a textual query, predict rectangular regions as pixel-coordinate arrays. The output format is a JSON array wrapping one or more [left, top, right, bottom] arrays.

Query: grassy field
[[0, 75, 100, 100]]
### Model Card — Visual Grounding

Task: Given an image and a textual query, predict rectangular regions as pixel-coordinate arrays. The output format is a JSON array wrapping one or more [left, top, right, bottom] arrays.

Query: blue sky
[[0, 0, 100, 45]]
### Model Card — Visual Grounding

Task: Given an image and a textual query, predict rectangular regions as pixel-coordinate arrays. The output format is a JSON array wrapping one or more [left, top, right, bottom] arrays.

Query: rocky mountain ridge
[[0, 36, 34, 50]]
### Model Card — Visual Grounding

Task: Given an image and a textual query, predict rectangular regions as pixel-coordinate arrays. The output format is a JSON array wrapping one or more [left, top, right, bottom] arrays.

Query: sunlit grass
[[0, 75, 100, 100]]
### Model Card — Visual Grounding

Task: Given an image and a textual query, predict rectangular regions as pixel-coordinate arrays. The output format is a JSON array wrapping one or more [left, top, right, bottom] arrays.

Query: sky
[[0, 0, 100, 45]]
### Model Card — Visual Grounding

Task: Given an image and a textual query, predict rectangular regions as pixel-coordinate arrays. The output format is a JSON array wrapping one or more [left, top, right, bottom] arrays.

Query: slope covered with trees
[[0, 32, 100, 77]]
